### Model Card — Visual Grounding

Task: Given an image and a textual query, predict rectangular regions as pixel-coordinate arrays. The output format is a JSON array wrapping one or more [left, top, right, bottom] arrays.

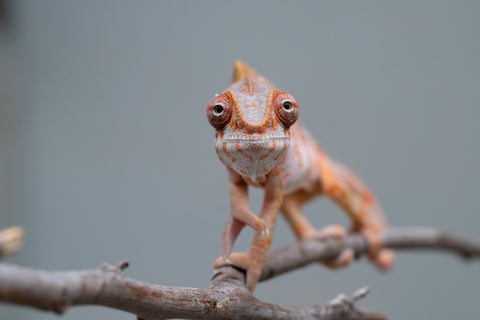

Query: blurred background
[[0, 1, 479, 319]]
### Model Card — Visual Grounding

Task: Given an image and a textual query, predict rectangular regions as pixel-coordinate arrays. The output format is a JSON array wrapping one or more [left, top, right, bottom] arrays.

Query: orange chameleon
[[207, 61, 394, 292]]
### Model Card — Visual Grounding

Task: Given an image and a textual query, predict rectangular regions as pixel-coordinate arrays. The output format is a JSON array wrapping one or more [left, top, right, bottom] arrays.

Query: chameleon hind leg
[[281, 192, 354, 268], [319, 155, 395, 271]]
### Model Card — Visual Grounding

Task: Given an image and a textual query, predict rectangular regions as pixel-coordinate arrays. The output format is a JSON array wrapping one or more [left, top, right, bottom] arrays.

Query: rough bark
[[0, 226, 478, 320]]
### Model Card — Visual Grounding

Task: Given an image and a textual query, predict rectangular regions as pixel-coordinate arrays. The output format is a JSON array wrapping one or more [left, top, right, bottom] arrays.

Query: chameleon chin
[[207, 61, 394, 292]]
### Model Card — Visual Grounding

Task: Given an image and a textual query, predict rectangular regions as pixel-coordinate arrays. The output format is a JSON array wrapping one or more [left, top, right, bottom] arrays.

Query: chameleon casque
[[207, 61, 394, 292]]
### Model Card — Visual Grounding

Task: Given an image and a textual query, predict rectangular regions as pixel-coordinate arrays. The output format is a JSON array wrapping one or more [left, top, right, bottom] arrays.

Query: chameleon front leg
[[214, 169, 283, 292], [219, 171, 268, 261]]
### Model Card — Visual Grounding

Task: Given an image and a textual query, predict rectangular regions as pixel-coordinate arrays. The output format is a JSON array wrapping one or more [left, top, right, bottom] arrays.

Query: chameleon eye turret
[[206, 94, 232, 131], [274, 92, 299, 129]]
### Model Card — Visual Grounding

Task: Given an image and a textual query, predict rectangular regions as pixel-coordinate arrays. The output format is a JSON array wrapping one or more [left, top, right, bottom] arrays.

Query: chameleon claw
[[223, 251, 232, 261], [260, 225, 270, 239]]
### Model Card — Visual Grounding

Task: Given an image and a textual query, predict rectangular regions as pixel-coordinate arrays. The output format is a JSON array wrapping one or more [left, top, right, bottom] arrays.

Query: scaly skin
[[207, 61, 394, 292]]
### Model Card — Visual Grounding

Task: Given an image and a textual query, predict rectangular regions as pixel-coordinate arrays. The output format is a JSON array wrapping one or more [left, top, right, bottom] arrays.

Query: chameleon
[[207, 61, 394, 292]]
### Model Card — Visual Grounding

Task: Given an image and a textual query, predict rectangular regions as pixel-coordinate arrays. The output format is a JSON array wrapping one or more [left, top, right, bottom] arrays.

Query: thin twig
[[261, 226, 480, 281]]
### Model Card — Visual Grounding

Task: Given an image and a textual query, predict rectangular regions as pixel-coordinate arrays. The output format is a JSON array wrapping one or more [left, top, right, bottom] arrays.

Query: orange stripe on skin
[[215, 147, 226, 165], [232, 117, 239, 131], [226, 90, 275, 133], [235, 141, 253, 161], [215, 132, 226, 165], [272, 119, 278, 131], [259, 139, 275, 160], [222, 142, 236, 163], [282, 172, 292, 180], [273, 140, 287, 161], [246, 77, 253, 95]]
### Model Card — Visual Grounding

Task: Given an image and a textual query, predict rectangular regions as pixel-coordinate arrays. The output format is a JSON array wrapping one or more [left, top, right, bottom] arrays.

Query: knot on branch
[[315, 287, 386, 320]]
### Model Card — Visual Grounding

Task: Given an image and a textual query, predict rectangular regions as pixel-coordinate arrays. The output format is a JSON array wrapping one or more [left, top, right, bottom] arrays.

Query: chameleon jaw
[[215, 133, 290, 180]]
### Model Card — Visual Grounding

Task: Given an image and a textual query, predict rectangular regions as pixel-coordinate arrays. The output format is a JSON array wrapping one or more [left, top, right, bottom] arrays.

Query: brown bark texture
[[0, 226, 479, 320]]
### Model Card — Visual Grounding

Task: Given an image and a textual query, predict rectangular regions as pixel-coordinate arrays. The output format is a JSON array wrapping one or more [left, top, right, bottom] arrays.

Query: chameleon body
[[207, 61, 394, 292]]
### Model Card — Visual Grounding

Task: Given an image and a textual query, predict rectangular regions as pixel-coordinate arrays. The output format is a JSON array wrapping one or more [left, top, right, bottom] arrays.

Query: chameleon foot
[[213, 252, 261, 292], [362, 228, 395, 271], [309, 225, 354, 269], [371, 249, 395, 271], [310, 224, 346, 240], [323, 248, 355, 269]]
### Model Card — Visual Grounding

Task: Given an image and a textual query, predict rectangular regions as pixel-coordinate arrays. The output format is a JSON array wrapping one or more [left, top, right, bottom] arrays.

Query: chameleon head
[[207, 77, 299, 181]]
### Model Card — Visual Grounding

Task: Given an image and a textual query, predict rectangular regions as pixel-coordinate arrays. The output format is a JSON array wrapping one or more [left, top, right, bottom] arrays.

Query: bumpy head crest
[[232, 60, 257, 83], [231, 61, 275, 88]]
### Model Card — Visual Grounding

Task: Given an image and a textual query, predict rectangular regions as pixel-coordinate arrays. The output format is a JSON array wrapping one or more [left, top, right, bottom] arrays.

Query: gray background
[[1, 1, 479, 319]]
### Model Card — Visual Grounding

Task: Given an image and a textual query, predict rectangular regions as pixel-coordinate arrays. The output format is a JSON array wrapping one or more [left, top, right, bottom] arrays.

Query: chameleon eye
[[274, 92, 299, 129], [207, 95, 232, 131], [213, 105, 224, 114]]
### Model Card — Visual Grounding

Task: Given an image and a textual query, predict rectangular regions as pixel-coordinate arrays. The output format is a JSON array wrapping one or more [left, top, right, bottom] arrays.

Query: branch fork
[[0, 226, 479, 319]]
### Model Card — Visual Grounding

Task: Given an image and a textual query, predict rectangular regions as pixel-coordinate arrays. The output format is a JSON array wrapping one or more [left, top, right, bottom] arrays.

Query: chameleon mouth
[[217, 132, 288, 143], [214, 131, 291, 178]]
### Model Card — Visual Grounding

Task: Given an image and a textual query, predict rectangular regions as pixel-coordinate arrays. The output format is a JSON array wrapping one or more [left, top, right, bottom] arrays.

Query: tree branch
[[0, 226, 478, 319], [261, 226, 480, 281], [0, 262, 385, 320]]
